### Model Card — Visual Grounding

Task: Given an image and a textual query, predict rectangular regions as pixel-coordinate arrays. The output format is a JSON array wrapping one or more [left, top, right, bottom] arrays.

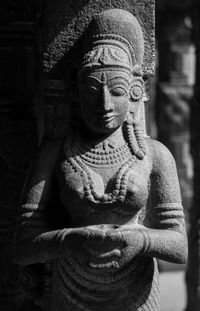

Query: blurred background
[[0, 1, 200, 310]]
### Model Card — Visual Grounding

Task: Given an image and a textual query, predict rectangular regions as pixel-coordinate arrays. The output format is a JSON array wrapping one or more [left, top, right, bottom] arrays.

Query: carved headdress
[[78, 9, 146, 160], [79, 9, 144, 76]]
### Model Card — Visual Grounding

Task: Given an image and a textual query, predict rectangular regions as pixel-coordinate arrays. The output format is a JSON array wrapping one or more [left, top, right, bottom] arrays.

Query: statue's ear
[[129, 77, 145, 103]]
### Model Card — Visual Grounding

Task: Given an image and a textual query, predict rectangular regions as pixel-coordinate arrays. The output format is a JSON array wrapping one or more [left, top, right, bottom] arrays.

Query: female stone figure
[[14, 9, 188, 311]]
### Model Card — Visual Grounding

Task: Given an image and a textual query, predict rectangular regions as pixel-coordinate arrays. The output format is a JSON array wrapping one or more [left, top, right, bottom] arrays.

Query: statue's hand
[[78, 225, 147, 269], [58, 225, 147, 267], [113, 226, 146, 264], [93, 226, 145, 267], [58, 226, 111, 262]]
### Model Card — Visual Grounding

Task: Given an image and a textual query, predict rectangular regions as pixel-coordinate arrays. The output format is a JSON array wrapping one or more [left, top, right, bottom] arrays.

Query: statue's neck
[[79, 126, 126, 150]]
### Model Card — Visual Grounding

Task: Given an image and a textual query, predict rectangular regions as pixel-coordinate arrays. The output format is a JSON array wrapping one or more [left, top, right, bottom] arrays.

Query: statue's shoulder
[[145, 137, 177, 174]]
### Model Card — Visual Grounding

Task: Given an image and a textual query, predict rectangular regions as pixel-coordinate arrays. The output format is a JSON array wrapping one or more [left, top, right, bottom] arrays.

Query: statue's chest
[[57, 155, 150, 217]]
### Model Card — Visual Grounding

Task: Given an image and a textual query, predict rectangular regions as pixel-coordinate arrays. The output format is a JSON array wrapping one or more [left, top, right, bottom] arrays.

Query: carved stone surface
[[43, 0, 155, 138], [14, 7, 188, 311], [43, 0, 155, 76], [186, 1, 200, 310]]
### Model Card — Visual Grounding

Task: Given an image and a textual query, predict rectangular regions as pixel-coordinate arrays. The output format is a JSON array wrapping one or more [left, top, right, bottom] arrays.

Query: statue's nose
[[98, 86, 114, 112]]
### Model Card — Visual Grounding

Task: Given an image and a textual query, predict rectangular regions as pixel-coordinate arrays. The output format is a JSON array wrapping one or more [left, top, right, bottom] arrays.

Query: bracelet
[[141, 230, 150, 255]]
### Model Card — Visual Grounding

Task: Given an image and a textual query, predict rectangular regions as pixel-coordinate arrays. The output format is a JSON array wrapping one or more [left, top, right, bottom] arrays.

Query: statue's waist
[[54, 255, 155, 286], [50, 256, 159, 311], [61, 195, 145, 218]]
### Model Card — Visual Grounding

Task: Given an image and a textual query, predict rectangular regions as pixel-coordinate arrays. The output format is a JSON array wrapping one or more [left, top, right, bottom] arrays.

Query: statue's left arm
[[142, 139, 188, 263], [112, 140, 188, 265]]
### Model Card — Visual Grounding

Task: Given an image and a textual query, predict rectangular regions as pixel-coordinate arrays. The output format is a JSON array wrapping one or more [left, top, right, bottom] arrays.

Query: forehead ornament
[[81, 34, 136, 72], [79, 9, 144, 76]]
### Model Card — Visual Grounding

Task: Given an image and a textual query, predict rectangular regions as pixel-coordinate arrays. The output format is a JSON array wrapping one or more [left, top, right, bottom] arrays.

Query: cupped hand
[[58, 224, 116, 262], [102, 225, 147, 266], [58, 224, 147, 267]]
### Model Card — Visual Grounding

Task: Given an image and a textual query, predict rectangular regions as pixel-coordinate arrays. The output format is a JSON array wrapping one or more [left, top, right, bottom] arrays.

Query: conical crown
[[81, 9, 144, 73]]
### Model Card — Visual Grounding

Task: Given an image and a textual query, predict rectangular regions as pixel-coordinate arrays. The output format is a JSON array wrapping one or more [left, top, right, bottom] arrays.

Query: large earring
[[127, 77, 144, 124], [125, 111, 134, 125], [129, 77, 144, 102]]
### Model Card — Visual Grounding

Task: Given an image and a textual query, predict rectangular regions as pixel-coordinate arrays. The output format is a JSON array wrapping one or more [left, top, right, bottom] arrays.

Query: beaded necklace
[[72, 140, 131, 166], [65, 132, 137, 203], [70, 155, 136, 203]]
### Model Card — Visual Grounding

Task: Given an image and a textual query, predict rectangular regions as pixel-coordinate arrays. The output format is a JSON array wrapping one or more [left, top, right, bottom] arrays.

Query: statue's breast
[[121, 169, 149, 214], [56, 158, 150, 222]]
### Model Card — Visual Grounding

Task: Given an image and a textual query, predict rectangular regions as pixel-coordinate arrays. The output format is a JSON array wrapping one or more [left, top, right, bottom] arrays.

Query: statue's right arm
[[13, 138, 72, 265]]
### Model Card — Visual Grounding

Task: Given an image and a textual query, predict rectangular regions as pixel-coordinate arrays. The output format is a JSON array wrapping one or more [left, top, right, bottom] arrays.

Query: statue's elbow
[[168, 235, 188, 264], [175, 240, 188, 264], [179, 246, 188, 264]]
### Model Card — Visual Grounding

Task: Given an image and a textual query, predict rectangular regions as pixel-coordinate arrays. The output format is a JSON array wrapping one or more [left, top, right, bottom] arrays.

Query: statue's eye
[[110, 87, 127, 96], [85, 86, 98, 95]]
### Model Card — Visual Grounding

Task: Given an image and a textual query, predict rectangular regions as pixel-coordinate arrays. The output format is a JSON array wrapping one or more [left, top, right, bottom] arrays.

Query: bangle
[[141, 230, 150, 255]]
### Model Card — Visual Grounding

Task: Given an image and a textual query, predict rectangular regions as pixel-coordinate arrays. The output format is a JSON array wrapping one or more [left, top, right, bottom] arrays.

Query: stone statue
[[14, 9, 188, 311]]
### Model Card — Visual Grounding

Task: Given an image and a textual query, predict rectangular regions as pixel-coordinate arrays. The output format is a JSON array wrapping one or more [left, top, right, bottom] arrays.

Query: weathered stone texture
[[43, 0, 155, 77], [14, 7, 188, 311], [42, 0, 155, 138]]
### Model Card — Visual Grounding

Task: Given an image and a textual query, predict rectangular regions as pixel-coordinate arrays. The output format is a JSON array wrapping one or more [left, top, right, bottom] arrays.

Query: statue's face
[[78, 68, 132, 135]]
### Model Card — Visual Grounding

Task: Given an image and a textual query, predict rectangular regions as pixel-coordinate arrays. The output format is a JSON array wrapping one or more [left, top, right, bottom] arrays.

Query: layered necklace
[[64, 130, 137, 204], [73, 139, 131, 166]]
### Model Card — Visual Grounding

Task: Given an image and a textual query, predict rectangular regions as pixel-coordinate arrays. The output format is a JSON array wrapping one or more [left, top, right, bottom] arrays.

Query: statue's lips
[[96, 113, 117, 122]]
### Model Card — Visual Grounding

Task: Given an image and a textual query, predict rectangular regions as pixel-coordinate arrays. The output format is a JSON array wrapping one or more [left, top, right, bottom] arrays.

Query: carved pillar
[[186, 0, 200, 309], [156, 2, 194, 213], [0, 1, 41, 310]]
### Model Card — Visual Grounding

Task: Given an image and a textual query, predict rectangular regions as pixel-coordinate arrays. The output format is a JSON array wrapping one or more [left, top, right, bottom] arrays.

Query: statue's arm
[[13, 138, 68, 265], [141, 139, 188, 263], [98, 140, 188, 266]]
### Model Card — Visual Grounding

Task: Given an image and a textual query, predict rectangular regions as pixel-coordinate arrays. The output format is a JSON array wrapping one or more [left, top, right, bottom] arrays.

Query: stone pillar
[[186, 0, 200, 309], [156, 2, 194, 213], [0, 2, 41, 310]]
